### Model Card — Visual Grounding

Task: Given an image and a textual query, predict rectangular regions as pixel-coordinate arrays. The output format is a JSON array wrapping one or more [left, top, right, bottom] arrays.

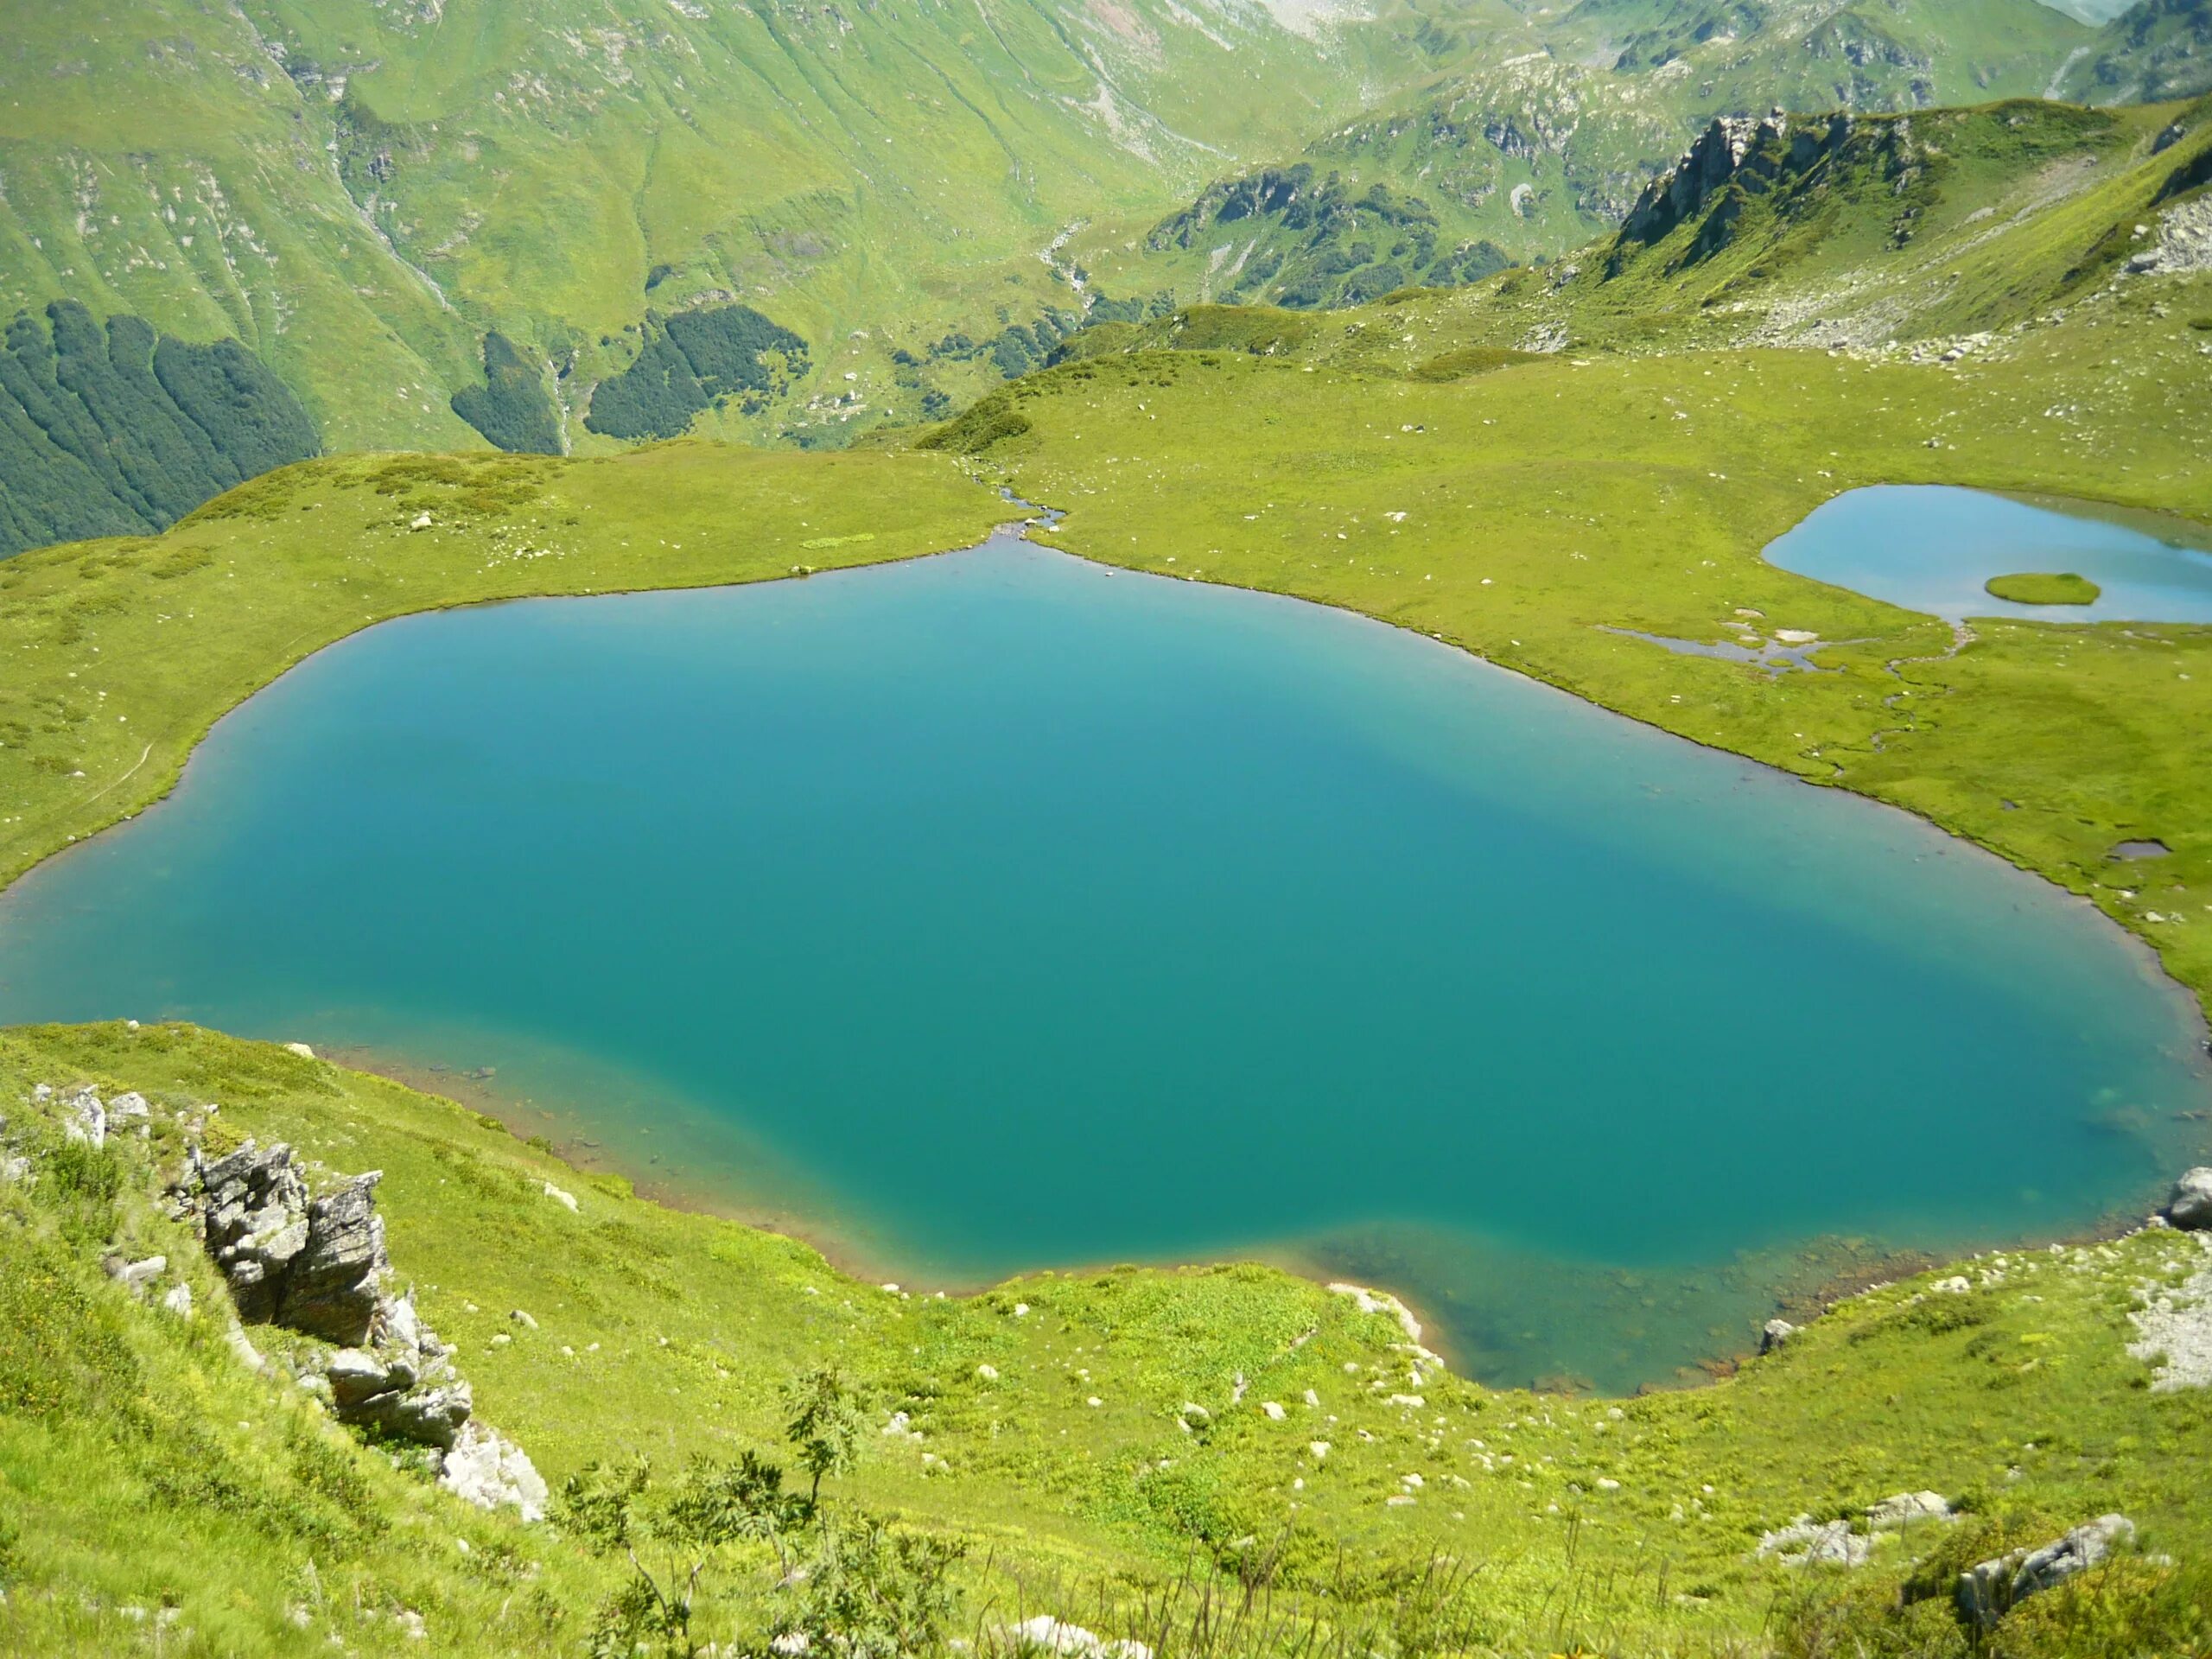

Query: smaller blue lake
[[1765, 486, 2212, 622]]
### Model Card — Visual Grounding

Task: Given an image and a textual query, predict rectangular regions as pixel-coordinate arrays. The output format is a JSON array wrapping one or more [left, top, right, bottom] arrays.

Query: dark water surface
[[1764, 485, 2212, 622], [3, 537, 2205, 1389]]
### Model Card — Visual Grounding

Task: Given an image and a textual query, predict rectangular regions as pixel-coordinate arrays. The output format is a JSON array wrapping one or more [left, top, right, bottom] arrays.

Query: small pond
[[1764, 485, 2212, 623], [2, 536, 2206, 1390]]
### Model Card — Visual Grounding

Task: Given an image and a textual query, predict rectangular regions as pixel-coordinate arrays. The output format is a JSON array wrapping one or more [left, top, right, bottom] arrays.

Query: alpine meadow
[[5, 0, 2212, 1656]]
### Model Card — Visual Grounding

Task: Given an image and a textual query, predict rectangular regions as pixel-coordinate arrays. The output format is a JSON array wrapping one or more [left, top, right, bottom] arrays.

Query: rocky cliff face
[[1611, 108, 1923, 269]]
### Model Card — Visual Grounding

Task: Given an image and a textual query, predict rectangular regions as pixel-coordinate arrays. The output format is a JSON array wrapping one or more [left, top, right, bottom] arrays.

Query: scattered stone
[[440, 1422, 549, 1522], [1759, 1319, 1797, 1355], [1003, 1614, 1150, 1658], [2128, 1236, 2212, 1389], [1261, 1401, 1286, 1421], [541, 1181, 578, 1212], [107, 1254, 167, 1291], [61, 1087, 105, 1149], [162, 1282, 194, 1319], [976, 1363, 1000, 1382], [1757, 1516, 1872, 1567], [283, 1042, 317, 1059], [2167, 1168, 2212, 1230], [1867, 1491, 1952, 1528], [225, 1320, 267, 1372], [1957, 1515, 2135, 1627]]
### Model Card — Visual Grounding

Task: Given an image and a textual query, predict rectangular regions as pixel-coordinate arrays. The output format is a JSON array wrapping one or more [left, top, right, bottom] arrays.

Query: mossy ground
[[1986, 572, 2105, 605]]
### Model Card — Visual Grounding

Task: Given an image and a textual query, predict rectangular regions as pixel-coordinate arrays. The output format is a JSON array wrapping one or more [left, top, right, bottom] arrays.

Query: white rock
[[1261, 1401, 1286, 1421], [62, 1088, 105, 1148], [162, 1282, 194, 1318], [108, 1092, 150, 1122], [1774, 629, 1820, 645], [226, 1321, 267, 1372], [283, 1042, 316, 1059], [1003, 1614, 1150, 1659], [542, 1181, 578, 1212], [1868, 1491, 1952, 1529], [111, 1255, 167, 1290], [1309, 1440, 1330, 1460], [440, 1422, 548, 1522], [976, 1363, 999, 1382]]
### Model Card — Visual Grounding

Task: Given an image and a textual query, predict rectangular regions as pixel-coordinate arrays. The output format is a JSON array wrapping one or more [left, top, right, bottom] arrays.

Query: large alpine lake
[[3, 537, 2206, 1389]]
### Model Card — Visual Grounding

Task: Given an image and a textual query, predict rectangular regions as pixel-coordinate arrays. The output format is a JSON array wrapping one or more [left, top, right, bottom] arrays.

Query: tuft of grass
[[1985, 572, 2103, 605]]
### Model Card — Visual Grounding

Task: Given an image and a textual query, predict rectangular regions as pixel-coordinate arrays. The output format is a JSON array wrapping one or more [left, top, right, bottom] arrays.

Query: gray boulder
[[1957, 1514, 2136, 1627], [2166, 1168, 2212, 1231], [1759, 1319, 1798, 1355], [181, 1142, 387, 1342]]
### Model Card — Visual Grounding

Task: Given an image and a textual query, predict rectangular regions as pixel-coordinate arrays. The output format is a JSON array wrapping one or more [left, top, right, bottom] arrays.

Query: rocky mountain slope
[[1083, 0, 2097, 307], [0, 0, 1460, 473]]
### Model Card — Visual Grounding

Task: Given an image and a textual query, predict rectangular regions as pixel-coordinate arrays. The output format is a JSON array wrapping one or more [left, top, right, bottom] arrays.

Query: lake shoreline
[[324, 1032, 2203, 1397]]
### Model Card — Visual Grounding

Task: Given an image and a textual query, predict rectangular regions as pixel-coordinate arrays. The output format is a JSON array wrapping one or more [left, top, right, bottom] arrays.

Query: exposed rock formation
[[1957, 1514, 2136, 1627], [167, 1133, 544, 1518], [1612, 109, 1921, 270], [182, 1140, 387, 1343], [2167, 1166, 2212, 1230], [1759, 1318, 1798, 1354]]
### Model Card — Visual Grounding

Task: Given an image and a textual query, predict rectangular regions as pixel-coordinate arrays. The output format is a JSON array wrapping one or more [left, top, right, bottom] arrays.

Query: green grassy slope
[[5, 1021, 2211, 1656], [2063, 0, 2212, 104], [0, 0, 1463, 475], [1079, 0, 2095, 308]]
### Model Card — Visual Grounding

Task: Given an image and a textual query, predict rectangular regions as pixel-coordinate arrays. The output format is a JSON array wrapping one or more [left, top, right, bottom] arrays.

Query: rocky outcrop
[[1759, 1318, 1798, 1354], [181, 1140, 386, 1343], [1613, 109, 1921, 270], [1956, 1515, 2136, 1627], [2168, 1167, 2212, 1230], [166, 1131, 544, 1518]]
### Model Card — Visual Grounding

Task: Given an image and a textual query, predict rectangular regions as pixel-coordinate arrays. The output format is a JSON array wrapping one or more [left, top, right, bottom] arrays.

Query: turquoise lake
[[3, 536, 2206, 1390], [1765, 484, 2212, 622]]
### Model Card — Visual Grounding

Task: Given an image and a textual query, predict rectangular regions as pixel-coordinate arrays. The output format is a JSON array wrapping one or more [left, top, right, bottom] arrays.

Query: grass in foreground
[[4, 1022, 2212, 1656]]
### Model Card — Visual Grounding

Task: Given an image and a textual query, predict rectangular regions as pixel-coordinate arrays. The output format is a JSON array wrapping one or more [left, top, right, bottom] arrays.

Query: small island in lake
[[1986, 570, 2102, 606]]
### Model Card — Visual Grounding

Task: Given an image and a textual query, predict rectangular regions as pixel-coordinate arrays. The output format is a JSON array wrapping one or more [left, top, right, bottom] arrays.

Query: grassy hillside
[[0, 0, 1464, 480], [5, 1020, 2212, 1656], [1080, 0, 2095, 307], [5, 82, 2212, 1657], [2063, 0, 2212, 103]]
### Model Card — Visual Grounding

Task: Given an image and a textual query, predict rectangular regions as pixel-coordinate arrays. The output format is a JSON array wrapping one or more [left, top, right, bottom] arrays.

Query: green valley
[[6, 0, 2212, 1651]]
